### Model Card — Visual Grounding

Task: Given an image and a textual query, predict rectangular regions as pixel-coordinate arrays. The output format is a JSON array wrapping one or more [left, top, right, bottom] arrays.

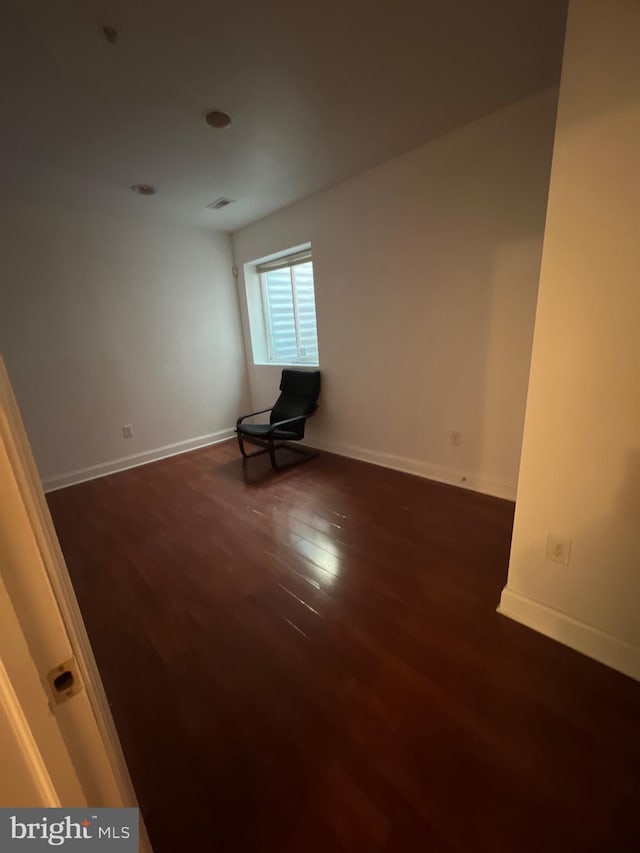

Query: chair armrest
[[236, 407, 273, 427], [268, 414, 309, 434]]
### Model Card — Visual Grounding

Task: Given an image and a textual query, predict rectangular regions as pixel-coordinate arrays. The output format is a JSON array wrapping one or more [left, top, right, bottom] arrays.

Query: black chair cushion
[[270, 369, 321, 438], [278, 369, 321, 398], [237, 423, 300, 441]]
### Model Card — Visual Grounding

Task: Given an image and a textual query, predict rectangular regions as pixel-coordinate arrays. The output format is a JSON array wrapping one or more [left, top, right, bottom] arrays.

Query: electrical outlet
[[546, 533, 571, 565], [450, 431, 462, 447], [122, 424, 134, 439]]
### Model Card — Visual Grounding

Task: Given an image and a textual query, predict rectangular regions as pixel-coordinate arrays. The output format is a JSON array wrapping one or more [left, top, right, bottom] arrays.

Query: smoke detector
[[207, 197, 235, 210], [102, 25, 118, 45]]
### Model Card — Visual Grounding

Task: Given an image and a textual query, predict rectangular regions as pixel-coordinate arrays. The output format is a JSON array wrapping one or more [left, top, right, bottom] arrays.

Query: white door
[[0, 356, 151, 848]]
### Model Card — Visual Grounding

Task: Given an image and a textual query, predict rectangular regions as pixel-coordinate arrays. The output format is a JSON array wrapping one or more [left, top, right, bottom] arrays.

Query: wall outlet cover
[[546, 533, 572, 565]]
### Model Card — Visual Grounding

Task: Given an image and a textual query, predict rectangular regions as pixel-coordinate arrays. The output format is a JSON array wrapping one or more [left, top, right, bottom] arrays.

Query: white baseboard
[[43, 430, 515, 499], [306, 437, 516, 501], [42, 428, 235, 493], [498, 587, 640, 682]]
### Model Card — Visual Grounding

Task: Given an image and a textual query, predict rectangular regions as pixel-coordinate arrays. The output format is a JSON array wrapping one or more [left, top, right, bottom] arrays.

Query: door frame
[[0, 356, 152, 849]]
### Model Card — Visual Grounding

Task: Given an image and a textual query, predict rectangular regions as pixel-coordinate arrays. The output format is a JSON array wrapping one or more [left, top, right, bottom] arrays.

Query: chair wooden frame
[[236, 406, 319, 470]]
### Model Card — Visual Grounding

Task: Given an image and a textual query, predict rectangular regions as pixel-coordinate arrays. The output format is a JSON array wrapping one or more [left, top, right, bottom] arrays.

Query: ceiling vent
[[207, 197, 235, 211]]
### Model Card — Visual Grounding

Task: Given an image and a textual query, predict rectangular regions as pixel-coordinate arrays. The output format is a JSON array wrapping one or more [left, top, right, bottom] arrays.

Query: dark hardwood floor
[[47, 441, 640, 852]]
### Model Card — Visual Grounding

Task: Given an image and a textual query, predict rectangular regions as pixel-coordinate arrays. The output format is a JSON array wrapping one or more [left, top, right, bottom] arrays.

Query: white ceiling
[[0, 0, 567, 232]]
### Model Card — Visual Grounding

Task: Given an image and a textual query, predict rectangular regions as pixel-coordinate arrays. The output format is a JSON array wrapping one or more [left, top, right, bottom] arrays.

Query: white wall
[[0, 201, 248, 487], [233, 89, 559, 499], [500, 0, 640, 680]]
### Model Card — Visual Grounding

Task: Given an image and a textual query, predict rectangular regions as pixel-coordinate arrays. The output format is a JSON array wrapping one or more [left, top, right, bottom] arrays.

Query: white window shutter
[[262, 259, 319, 365], [263, 268, 297, 362], [291, 262, 319, 363]]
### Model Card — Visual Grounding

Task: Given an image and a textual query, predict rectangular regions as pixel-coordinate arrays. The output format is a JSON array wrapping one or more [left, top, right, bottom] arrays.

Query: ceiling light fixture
[[130, 184, 156, 196], [204, 110, 232, 130]]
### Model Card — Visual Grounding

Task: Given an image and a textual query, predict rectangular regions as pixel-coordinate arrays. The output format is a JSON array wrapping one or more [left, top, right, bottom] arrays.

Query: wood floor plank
[[46, 441, 640, 852]]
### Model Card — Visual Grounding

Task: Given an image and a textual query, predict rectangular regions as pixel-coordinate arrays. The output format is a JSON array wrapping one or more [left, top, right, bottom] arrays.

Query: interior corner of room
[[1, 0, 639, 849]]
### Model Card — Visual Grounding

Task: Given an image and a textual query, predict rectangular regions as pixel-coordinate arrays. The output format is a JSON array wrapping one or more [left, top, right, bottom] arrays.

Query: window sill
[[252, 361, 319, 368]]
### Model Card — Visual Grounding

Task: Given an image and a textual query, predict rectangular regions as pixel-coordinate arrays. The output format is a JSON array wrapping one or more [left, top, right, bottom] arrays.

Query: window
[[256, 250, 319, 366]]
